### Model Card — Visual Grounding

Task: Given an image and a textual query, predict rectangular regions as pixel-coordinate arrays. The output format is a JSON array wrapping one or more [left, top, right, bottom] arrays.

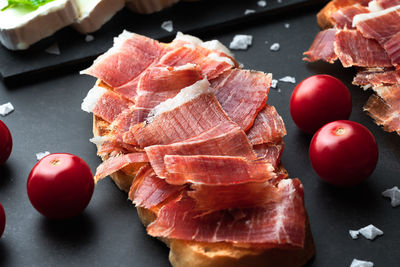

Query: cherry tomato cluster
[[0, 120, 94, 238], [290, 75, 379, 186]]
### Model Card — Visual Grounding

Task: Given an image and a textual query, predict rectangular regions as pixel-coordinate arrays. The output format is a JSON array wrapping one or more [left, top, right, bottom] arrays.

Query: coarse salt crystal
[[36, 151, 50, 161], [258, 0, 267, 7], [284, 23, 290, 28], [85, 35, 94, 42], [244, 9, 256, 15], [350, 259, 374, 267], [382, 186, 400, 207], [45, 43, 60, 55], [270, 43, 280, 51], [229, 35, 253, 50], [349, 230, 359, 239], [0, 102, 14, 116], [277, 0, 282, 3], [279, 76, 296, 83], [161, 20, 173, 32], [271, 79, 278, 88], [358, 224, 383, 240]]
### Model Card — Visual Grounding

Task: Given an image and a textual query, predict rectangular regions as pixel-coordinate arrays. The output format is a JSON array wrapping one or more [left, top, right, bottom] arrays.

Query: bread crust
[[317, 0, 365, 29], [93, 115, 315, 267]]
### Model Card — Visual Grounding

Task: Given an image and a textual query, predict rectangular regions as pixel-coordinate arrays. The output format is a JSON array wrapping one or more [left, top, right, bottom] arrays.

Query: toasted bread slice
[[317, 0, 365, 29], [93, 114, 315, 267]]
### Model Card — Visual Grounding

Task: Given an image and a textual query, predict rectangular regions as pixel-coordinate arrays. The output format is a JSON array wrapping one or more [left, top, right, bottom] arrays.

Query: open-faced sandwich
[[81, 31, 315, 267], [305, 0, 400, 135]]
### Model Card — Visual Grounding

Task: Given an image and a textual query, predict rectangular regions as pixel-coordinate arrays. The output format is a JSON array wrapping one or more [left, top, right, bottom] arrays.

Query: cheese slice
[[0, 0, 79, 50], [73, 0, 125, 34]]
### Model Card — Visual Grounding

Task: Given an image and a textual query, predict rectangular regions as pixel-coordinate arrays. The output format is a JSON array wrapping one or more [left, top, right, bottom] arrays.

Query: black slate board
[[0, 0, 327, 83], [1, 3, 400, 267]]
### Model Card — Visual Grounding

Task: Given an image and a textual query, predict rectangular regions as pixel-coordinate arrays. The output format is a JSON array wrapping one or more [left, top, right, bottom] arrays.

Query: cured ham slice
[[134, 80, 231, 147], [188, 182, 281, 213], [247, 105, 286, 145], [364, 94, 400, 134], [147, 178, 306, 248], [384, 32, 400, 66], [129, 165, 186, 209], [253, 142, 285, 169], [376, 0, 400, 9], [94, 152, 149, 182], [303, 29, 338, 63], [211, 69, 272, 131], [81, 31, 164, 88], [145, 123, 257, 178], [334, 29, 392, 67], [159, 46, 233, 80], [373, 85, 400, 110], [164, 155, 276, 185], [111, 107, 151, 132], [331, 4, 369, 29], [135, 65, 203, 109], [353, 68, 400, 87]]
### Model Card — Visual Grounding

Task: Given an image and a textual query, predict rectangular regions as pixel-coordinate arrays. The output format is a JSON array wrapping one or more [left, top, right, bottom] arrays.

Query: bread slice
[[317, 0, 364, 29], [93, 115, 315, 267]]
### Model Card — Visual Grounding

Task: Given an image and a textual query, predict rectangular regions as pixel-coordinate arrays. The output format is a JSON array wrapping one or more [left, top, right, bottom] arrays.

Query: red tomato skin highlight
[[309, 120, 379, 186], [290, 75, 352, 134], [0, 120, 12, 165], [0, 203, 5, 238], [27, 153, 94, 219]]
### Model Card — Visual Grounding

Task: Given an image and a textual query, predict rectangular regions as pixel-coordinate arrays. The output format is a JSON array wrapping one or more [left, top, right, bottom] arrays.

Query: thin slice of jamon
[[303, 29, 338, 63], [253, 142, 285, 169], [164, 155, 276, 185], [188, 182, 281, 213], [373, 85, 400, 110], [111, 107, 151, 132], [247, 105, 287, 145], [159, 46, 233, 80], [384, 32, 400, 66], [81, 31, 165, 88], [147, 178, 306, 248], [364, 94, 400, 134], [129, 165, 186, 209], [134, 80, 232, 148], [210, 69, 272, 131], [94, 152, 149, 182], [331, 4, 369, 29], [353, 68, 400, 87], [145, 122, 257, 178], [334, 29, 392, 67], [135, 65, 203, 109], [377, 0, 400, 9]]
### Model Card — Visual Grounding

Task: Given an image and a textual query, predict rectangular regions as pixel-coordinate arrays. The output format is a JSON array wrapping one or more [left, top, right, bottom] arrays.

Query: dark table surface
[[0, 3, 399, 267]]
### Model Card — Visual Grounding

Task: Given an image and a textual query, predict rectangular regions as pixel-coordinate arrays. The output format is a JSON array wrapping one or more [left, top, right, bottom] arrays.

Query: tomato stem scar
[[335, 127, 345, 136], [50, 159, 61, 166]]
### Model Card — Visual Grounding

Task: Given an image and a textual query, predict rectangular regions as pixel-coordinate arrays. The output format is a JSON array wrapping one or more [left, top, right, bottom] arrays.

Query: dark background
[[0, 1, 399, 266]]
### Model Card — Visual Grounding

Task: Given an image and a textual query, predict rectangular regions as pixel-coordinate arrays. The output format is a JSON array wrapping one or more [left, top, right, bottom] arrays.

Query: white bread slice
[[0, 0, 79, 50], [72, 0, 125, 34], [93, 114, 315, 267], [126, 0, 180, 14]]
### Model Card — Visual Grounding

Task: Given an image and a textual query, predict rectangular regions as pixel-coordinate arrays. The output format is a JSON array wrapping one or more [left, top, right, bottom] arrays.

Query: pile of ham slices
[[304, 0, 400, 135], [81, 31, 307, 249]]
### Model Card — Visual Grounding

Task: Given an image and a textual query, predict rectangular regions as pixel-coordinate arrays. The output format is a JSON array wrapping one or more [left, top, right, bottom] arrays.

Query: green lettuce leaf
[[1, 0, 56, 11]]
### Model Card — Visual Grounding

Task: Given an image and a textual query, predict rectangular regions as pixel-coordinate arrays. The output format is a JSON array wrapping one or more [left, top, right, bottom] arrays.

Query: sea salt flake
[[244, 9, 255, 15], [277, 0, 282, 3], [229, 35, 253, 50], [358, 224, 383, 240], [279, 76, 296, 83], [271, 79, 278, 88], [270, 43, 280, 51], [161, 20, 173, 32], [36, 151, 50, 161], [85, 35, 94, 42], [350, 259, 374, 267], [258, 0, 267, 7], [382, 186, 400, 207], [349, 230, 359, 239], [284, 23, 290, 28], [0, 102, 14, 116], [45, 43, 60, 55]]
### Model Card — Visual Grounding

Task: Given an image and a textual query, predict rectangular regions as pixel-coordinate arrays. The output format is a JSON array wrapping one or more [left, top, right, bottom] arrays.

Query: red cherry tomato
[[0, 203, 5, 238], [0, 120, 12, 165], [309, 120, 378, 186], [27, 153, 94, 219], [290, 75, 352, 134]]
